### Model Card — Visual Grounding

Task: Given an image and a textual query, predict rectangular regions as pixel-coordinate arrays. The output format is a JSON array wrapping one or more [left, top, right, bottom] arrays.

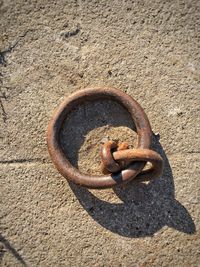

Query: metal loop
[[100, 141, 121, 173], [101, 141, 163, 181], [113, 148, 163, 181], [100, 141, 129, 173], [47, 87, 157, 188]]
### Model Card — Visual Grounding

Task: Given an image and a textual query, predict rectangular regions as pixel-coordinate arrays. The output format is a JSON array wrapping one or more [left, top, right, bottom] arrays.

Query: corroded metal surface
[[101, 142, 163, 182], [47, 87, 163, 188]]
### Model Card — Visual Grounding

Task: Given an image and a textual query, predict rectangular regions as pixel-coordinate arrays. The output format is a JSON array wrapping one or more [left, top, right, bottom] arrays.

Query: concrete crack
[[0, 158, 49, 165], [0, 29, 34, 66], [61, 25, 81, 39], [0, 88, 8, 122], [0, 98, 7, 122]]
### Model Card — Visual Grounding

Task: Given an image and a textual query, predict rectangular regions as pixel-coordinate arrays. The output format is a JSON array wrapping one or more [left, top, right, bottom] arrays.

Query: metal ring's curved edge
[[46, 87, 152, 188]]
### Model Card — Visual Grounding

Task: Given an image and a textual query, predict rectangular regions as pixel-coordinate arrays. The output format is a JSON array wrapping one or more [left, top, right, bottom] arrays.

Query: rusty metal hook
[[47, 87, 163, 189]]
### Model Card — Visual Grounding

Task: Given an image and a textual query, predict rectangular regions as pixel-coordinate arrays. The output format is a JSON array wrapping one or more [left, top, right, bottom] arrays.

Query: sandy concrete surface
[[0, 0, 200, 266]]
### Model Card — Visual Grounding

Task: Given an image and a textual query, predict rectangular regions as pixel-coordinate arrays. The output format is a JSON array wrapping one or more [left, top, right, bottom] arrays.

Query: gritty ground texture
[[0, 0, 200, 266]]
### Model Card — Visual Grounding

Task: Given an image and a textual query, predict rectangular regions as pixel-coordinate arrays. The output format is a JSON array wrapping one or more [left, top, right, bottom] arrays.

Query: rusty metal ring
[[100, 141, 121, 173], [100, 141, 130, 173], [100, 141, 163, 182], [47, 87, 152, 188], [113, 148, 163, 181]]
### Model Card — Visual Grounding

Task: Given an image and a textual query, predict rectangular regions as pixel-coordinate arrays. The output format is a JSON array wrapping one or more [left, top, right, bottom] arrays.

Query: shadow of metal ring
[[47, 87, 152, 188]]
